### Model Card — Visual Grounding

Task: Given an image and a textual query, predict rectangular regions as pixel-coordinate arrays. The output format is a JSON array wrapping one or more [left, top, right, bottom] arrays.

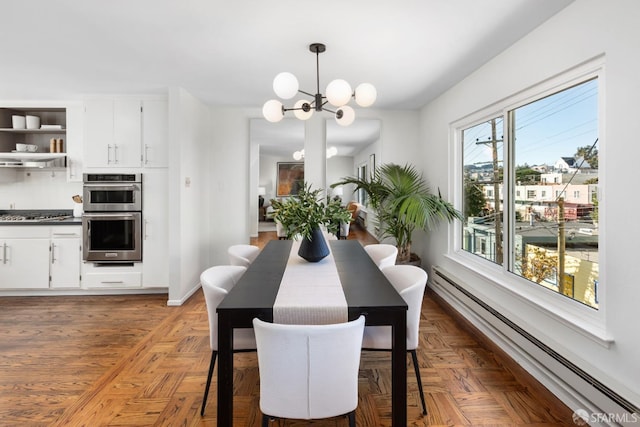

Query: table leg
[[391, 311, 407, 426], [217, 315, 233, 427]]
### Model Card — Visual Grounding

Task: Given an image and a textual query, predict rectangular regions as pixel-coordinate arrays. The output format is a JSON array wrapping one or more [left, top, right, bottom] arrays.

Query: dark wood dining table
[[216, 239, 408, 426]]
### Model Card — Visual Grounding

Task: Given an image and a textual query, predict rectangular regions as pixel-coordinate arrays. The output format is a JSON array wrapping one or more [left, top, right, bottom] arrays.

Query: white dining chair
[[364, 243, 398, 269], [275, 219, 287, 239], [361, 264, 428, 415], [253, 316, 366, 427], [227, 244, 260, 267], [200, 265, 256, 416]]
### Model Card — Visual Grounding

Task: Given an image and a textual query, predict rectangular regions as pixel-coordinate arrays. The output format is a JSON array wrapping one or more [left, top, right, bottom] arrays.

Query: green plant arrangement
[[332, 163, 463, 264], [271, 183, 352, 241]]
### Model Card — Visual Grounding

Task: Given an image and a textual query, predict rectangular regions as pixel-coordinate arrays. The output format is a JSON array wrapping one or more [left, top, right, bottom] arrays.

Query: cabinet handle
[[101, 280, 124, 284], [107, 144, 112, 164], [2, 243, 6, 265], [114, 144, 119, 164], [144, 219, 149, 240], [144, 144, 149, 164], [52, 233, 78, 236], [51, 243, 57, 264]]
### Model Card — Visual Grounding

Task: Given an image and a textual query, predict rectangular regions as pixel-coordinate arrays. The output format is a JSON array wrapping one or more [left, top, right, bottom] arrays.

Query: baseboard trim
[[167, 282, 201, 306]]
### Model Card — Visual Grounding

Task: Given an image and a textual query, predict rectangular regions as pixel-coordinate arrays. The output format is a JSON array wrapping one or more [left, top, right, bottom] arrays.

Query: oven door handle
[[84, 213, 139, 220], [83, 183, 140, 191]]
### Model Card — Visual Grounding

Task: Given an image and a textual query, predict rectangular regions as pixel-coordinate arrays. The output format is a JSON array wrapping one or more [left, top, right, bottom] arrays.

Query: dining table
[[216, 238, 408, 426]]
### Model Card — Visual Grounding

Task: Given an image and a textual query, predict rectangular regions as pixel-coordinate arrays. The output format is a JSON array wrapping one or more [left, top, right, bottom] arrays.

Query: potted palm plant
[[271, 183, 351, 262], [332, 163, 463, 264]]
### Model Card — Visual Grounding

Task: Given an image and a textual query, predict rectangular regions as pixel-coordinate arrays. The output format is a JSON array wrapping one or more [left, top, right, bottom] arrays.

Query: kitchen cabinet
[[50, 227, 81, 288], [84, 98, 142, 168], [65, 104, 84, 182], [142, 98, 168, 167], [83, 96, 168, 169], [0, 226, 82, 290], [82, 263, 142, 288], [0, 228, 50, 289], [141, 170, 169, 287]]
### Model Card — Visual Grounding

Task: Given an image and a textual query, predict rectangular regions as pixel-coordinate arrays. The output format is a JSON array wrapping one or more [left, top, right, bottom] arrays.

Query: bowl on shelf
[[15, 143, 28, 152], [26, 144, 38, 152], [25, 115, 40, 130], [12, 115, 26, 129]]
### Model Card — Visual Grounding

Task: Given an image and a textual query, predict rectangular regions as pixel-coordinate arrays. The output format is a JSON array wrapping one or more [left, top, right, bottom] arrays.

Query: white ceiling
[[0, 0, 572, 154]]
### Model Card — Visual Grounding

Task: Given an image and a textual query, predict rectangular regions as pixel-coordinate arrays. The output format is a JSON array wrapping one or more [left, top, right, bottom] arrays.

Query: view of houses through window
[[462, 78, 599, 309]]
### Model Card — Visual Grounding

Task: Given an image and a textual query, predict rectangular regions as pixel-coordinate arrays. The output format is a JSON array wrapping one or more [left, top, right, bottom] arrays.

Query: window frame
[[448, 58, 608, 343]]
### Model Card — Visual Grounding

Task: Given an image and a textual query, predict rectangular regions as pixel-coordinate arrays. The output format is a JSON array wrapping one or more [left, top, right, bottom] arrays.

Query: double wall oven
[[82, 173, 143, 263]]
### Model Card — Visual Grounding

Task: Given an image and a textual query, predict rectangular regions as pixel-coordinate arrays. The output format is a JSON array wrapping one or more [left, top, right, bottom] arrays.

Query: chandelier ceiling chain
[[262, 43, 377, 126]]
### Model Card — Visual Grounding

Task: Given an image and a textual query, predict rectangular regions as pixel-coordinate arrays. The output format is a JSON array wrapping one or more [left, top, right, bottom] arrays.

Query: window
[[462, 77, 599, 309]]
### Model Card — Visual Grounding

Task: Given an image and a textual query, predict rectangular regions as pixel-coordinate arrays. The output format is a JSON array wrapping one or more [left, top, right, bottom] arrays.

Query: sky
[[463, 78, 598, 168]]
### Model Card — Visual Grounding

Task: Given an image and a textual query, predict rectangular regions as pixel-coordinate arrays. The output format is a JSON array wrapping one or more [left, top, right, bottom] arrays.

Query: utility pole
[[476, 119, 503, 264], [557, 197, 567, 295]]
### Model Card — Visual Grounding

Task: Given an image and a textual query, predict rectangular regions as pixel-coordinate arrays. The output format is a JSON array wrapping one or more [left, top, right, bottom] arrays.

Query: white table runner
[[273, 235, 348, 325]]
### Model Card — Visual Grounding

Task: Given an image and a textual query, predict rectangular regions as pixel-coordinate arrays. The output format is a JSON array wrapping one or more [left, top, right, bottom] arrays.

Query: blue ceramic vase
[[298, 228, 329, 262]]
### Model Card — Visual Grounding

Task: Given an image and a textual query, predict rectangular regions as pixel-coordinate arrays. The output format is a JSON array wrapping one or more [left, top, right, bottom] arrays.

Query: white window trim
[[448, 56, 611, 346]]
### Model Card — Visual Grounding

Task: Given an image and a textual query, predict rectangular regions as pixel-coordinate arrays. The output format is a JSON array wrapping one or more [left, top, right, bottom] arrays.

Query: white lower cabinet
[[0, 237, 50, 289], [82, 263, 142, 288], [50, 228, 82, 289]]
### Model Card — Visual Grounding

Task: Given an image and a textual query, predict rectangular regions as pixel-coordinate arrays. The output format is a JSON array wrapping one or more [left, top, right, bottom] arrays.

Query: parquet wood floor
[[0, 225, 575, 426]]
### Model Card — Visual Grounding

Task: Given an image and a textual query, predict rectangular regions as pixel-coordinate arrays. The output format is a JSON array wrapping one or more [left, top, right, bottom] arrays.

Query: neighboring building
[[482, 182, 597, 221], [553, 156, 592, 173]]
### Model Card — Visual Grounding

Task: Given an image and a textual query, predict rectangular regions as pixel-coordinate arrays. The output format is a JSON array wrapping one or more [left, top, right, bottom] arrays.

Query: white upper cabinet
[[113, 98, 142, 167], [84, 97, 141, 168], [65, 103, 84, 181], [83, 96, 167, 169], [142, 98, 168, 167]]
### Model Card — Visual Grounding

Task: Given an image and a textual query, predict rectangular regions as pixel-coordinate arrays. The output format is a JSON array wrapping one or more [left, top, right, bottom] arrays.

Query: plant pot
[[398, 252, 422, 267], [298, 228, 329, 262]]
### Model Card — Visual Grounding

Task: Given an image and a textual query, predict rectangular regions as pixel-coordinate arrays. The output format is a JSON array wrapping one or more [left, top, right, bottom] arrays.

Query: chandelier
[[262, 43, 376, 126]]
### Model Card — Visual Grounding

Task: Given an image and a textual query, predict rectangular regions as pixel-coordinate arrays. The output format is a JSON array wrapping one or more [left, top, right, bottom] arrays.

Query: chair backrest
[[364, 243, 398, 269], [227, 244, 260, 267], [253, 316, 365, 421], [381, 265, 427, 349], [275, 220, 287, 238], [200, 265, 247, 350]]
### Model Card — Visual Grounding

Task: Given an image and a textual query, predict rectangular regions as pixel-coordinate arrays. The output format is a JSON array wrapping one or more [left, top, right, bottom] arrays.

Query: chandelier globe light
[[263, 43, 376, 126], [273, 72, 299, 99], [292, 146, 338, 161]]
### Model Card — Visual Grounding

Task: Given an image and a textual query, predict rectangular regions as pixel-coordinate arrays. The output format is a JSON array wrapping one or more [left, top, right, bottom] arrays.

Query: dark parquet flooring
[[0, 225, 575, 426]]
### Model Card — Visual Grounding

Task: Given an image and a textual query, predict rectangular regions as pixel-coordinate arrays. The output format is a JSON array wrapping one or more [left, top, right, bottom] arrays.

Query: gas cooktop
[[0, 211, 73, 222]]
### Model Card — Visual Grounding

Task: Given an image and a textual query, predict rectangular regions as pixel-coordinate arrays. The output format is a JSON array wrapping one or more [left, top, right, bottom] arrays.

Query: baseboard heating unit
[[430, 266, 639, 419]]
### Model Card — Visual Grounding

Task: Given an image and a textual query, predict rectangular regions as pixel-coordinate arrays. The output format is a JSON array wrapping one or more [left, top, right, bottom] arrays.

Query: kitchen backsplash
[[0, 169, 81, 210]]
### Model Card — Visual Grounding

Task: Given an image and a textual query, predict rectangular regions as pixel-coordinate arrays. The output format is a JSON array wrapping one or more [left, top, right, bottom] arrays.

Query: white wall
[[327, 155, 355, 202], [208, 107, 255, 265], [420, 0, 639, 412], [167, 87, 211, 304], [0, 169, 81, 210]]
